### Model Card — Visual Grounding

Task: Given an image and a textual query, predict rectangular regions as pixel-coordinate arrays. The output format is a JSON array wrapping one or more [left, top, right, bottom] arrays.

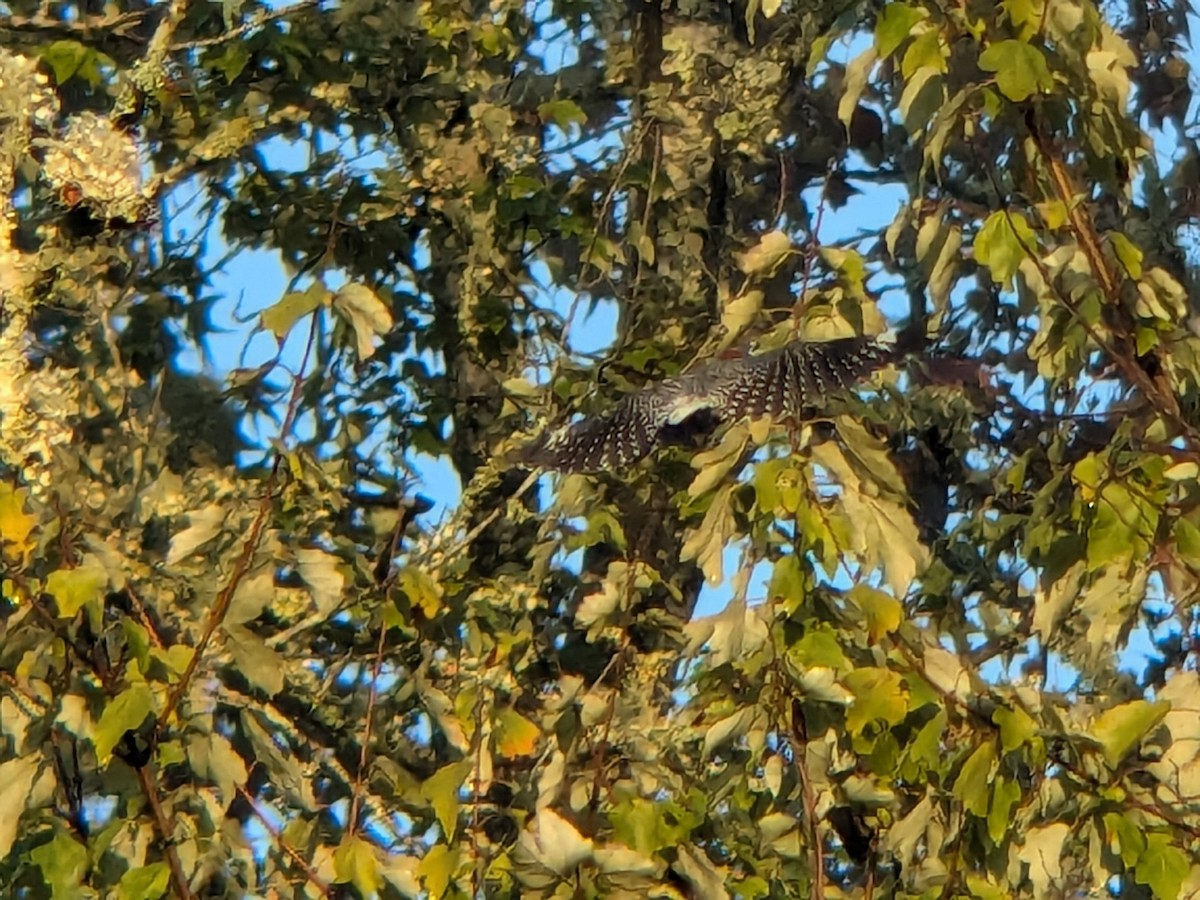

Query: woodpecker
[[515, 336, 897, 473]]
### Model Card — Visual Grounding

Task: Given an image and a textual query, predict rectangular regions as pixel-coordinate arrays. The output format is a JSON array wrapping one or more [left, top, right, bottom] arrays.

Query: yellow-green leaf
[[850, 584, 902, 642], [397, 568, 443, 618], [993, 706, 1037, 753], [976, 210, 1037, 288], [875, 3, 927, 58], [844, 667, 908, 735], [953, 740, 996, 817], [30, 830, 88, 898], [1135, 833, 1189, 900], [334, 835, 381, 898], [117, 863, 171, 900], [95, 682, 155, 764], [987, 775, 1021, 842], [419, 843, 459, 898], [45, 566, 107, 619], [1092, 699, 1169, 767], [261, 283, 325, 340], [494, 708, 540, 758], [978, 40, 1054, 101], [420, 761, 472, 840], [736, 230, 793, 277], [0, 485, 37, 563]]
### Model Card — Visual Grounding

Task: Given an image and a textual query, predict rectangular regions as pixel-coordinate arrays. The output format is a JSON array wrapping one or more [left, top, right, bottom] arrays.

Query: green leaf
[[768, 553, 808, 615], [397, 567, 443, 619], [736, 230, 793, 277], [40, 40, 90, 84], [1003, 0, 1043, 39], [844, 667, 908, 735], [261, 283, 326, 341], [30, 831, 88, 899], [850, 584, 902, 643], [788, 629, 848, 672], [993, 706, 1037, 753], [1103, 812, 1146, 868], [1175, 518, 1200, 561], [978, 40, 1054, 101], [901, 709, 946, 781], [976, 210, 1037, 288], [117, 862, 171, 900], [1135, 833, 1189, 900], [333, 283, 393, 360], [1108, 232, 1144, 279], [987, 776, 1021, 843], [1092, 699, 1169, 767], [45, 566, 107, 618], [334, 835, 381, 898], [953, 741, 996, 817], [95, 683, 155, 764], [875, 4, 927, 58], [538, 99, 587, 132], [901, 29, 946, 78], [420, 761, 471, 841], [611, 795, 701, 855], [418, 843, 459, 898], [213, 42, 250, 83]]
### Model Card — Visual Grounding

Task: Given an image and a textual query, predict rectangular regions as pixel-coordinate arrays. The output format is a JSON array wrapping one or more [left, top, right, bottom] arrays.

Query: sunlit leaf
[[952, 740, 996, 817], [875, 4, 927, 58], [94, 683, 155, 764], [1092, 699, 1169, 767], [421, 761, 472, 840], [45, 566, 107, 618], [333, 283, 393, 360], [261, 283, 326, 341], [494, 708, 540, 758], [30, 830, 88, 898], [844, 667, 908, 735], [117, 863, 171, 900], [334, 835, 382, 898], [978, 40, 1054, 101], [736, 230, 793, 277], [0, 484, 37, 563]]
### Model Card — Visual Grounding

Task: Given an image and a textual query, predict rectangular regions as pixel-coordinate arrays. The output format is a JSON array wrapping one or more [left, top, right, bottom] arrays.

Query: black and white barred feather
[[515, 336, 896, 473]]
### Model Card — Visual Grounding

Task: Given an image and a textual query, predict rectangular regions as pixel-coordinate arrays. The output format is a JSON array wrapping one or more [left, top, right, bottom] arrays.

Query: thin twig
[[772, 153, 788, 227], [791, 699, 824, 900], [135, 762, 193, 900], [347, 623, 388, 837], [558, 120, 651, 350], [169, 0, 320, 50], [235, 785, 334, 896], [160, 308, 320, 725], [988, 169, 1197, 445], [794, 158, 838, 329], [415, 469, 540, 571]]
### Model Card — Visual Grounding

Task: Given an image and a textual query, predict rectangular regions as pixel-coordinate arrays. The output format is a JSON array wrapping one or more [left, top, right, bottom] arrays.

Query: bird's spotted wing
[[512, 387, 674, 472], [514, 337, 896, 472], [718, 337, 895, 422]]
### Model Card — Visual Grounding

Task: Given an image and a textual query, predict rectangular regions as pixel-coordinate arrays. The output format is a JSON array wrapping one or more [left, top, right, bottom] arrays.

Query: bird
[[514, 335, 898, 473]]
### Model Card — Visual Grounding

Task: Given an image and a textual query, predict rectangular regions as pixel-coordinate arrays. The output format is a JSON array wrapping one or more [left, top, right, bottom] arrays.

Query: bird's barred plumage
[[516, 336, 896, 472]]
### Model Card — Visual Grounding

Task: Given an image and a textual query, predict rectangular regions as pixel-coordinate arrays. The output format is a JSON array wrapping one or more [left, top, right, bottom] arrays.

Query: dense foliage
[[3, 0, 1200, 896]]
